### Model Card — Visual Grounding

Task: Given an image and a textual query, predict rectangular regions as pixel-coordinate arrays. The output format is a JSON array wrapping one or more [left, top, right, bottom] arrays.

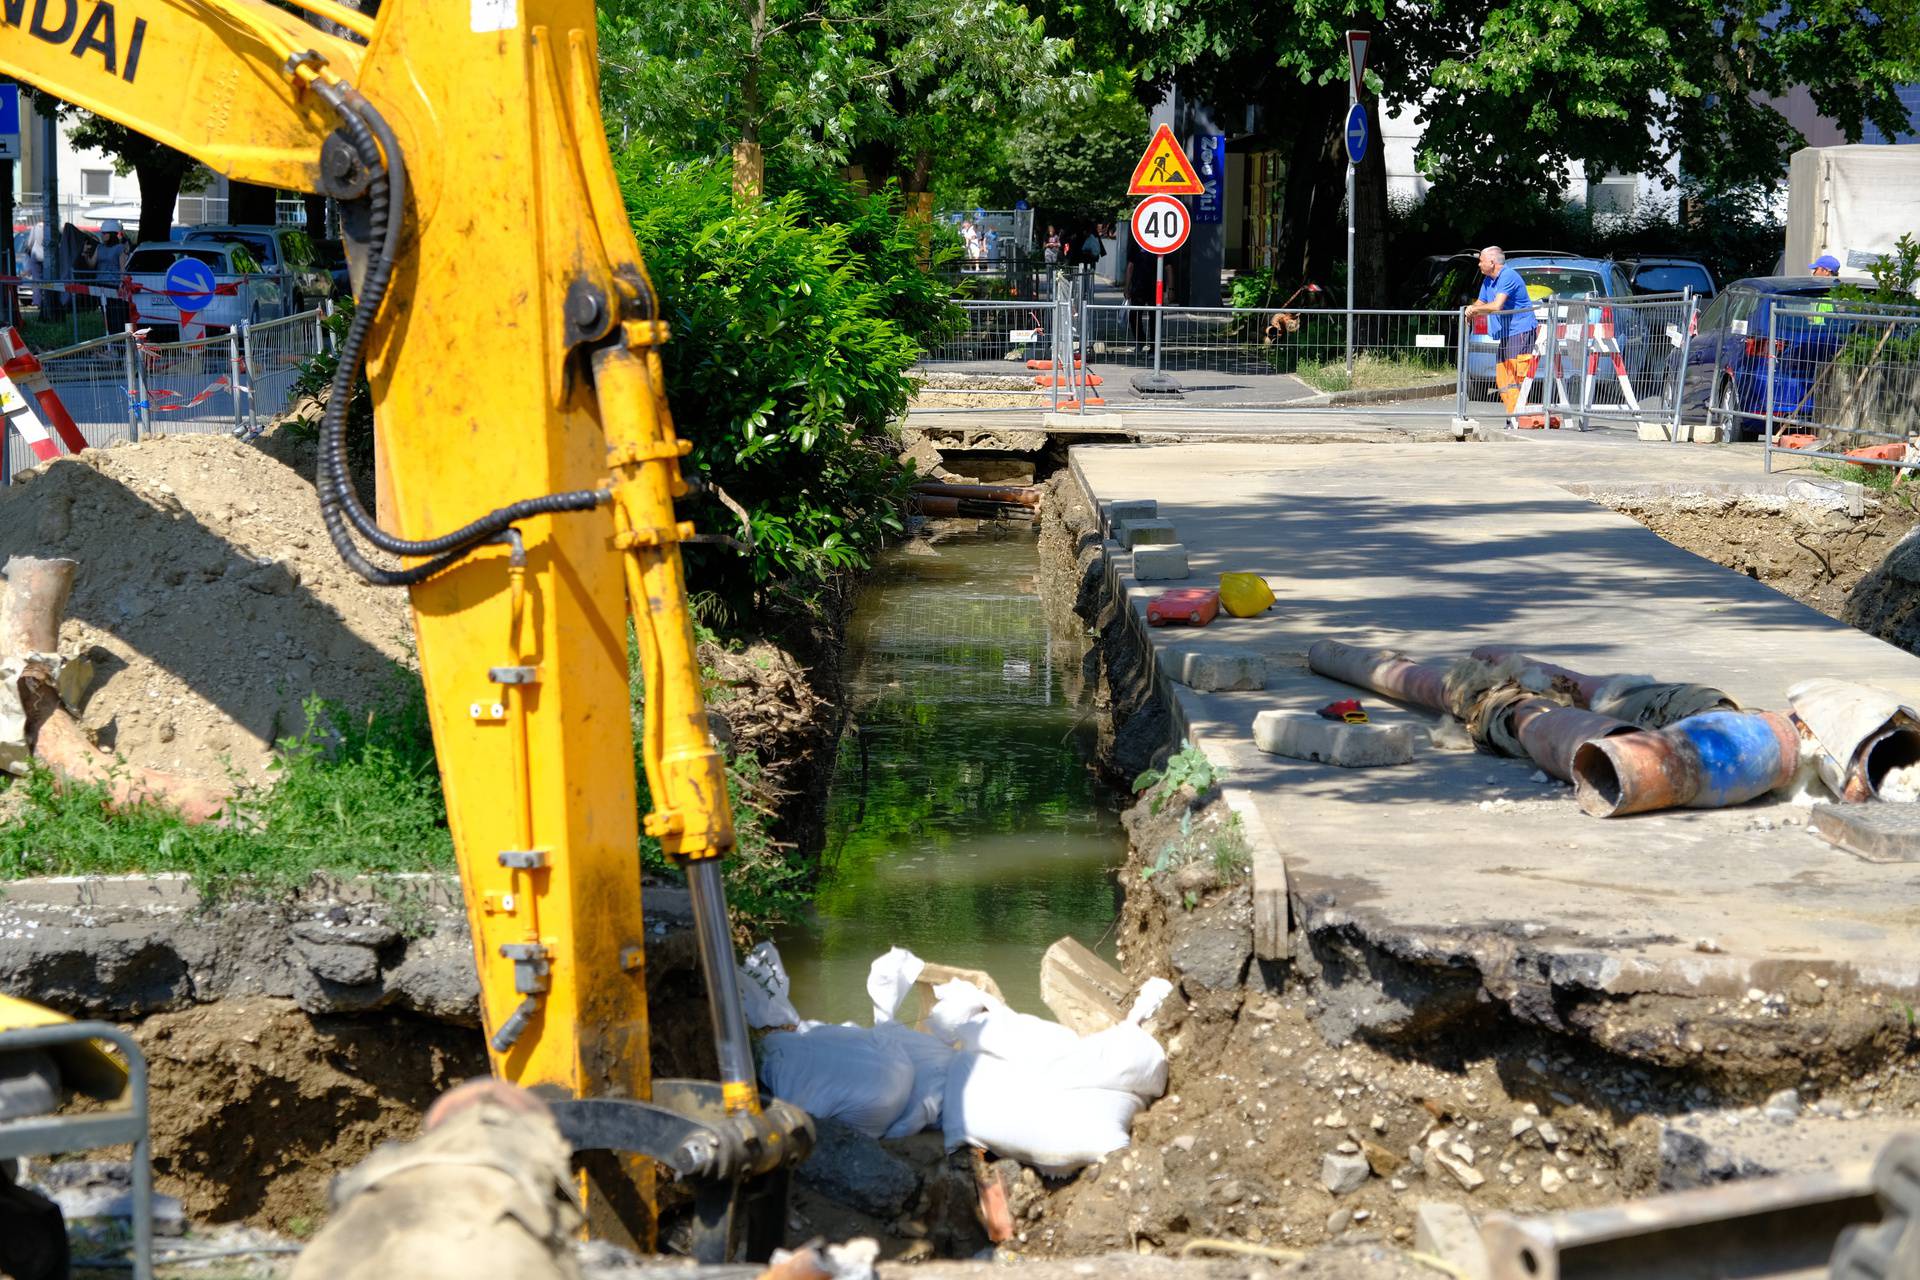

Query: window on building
[[81, 169, 112, 198]]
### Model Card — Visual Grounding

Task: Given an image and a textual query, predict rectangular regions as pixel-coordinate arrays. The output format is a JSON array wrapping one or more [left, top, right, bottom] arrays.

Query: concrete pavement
[[1068, 432, 1920, 1065]]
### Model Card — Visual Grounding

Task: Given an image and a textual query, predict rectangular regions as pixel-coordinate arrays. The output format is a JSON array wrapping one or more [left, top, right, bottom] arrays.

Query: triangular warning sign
[[1128, 125, 1203, 196]]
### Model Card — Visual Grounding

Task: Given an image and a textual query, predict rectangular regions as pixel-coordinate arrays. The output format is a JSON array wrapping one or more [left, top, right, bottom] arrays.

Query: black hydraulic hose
[[308, 82, 607, 586]]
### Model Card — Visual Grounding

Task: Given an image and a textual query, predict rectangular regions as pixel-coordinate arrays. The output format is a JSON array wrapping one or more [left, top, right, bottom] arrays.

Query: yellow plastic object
[[0, 994, 128, 1102], [1218, 572, 1276, 617]]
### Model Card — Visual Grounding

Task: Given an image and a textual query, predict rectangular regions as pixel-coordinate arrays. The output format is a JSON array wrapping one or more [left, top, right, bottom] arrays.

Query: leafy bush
[[620, 144, 958, 608]]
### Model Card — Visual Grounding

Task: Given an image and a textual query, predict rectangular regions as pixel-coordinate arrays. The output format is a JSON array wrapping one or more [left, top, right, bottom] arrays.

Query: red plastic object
[[1147, 588, 1219, 627]]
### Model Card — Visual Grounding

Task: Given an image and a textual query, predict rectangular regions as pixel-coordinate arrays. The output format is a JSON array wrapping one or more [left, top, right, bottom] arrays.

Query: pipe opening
[[1864, 726, 1920, 796], [1571, 740, 1623, 815]]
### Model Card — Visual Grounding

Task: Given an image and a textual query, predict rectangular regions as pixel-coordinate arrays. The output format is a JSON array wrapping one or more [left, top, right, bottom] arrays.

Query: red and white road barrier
[[0, 327, 89, 463]]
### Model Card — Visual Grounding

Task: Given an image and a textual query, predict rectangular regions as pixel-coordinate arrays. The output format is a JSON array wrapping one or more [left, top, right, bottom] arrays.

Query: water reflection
[[774, 529, 1125, 1023]]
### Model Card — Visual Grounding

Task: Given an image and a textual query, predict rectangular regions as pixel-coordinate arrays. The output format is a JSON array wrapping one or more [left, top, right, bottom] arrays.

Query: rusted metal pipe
[[914, 493, 1035, 520], [1515, 704, 1636, 782], [1572, 711, 1799, 817], [1307, 639, 1450, 715], [1787, 678, 1920, 802], [1469, 645, 1737, 726], [910, 481, 1042, 507]]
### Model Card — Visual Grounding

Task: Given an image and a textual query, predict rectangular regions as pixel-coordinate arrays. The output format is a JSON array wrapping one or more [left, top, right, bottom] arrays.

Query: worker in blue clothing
[[1463, 245, 1540, 417]]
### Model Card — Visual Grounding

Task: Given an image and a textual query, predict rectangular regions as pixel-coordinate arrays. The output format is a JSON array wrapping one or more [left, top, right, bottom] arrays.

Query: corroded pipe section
[[1787, 677, 1920, 801], [910, 482, 1042, 507], [1307, 640, 1449, 715], [1516, 705, 1636, 782], [1572, 711, 1799, 817]]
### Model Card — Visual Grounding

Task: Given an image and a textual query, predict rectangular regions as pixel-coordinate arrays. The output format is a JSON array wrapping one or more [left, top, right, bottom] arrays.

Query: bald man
[[1463, 246, 1540, 415]]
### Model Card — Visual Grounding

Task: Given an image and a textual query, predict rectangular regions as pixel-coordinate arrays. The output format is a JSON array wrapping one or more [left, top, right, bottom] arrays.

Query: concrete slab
[[1133, 544, 1191, 581], [1067, 437, 1920, 1056]]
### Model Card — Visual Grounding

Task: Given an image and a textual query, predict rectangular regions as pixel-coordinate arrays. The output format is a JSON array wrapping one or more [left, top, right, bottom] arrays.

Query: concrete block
[[1451, 416, 1480, 440], [1043, 411, 1122, 429], [1637, 422, 1676, 442], [1105, 498, 1158, 527], [1118, 519, 1177, 548], [1253, 710, 1413, 768], [1039, 937, 1129, 1035], [1132, 543, 1189, 581], [1173, 650, 1265, 692], [1692, 421, 1731, 443], [1415, 1202, 1490, 1279]]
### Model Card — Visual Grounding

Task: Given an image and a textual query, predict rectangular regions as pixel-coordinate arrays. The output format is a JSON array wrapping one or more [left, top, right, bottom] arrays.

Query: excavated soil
[[133, 997, 487, 1229], [1594, 491, 1920, 627], [0, 435, 414, 786]]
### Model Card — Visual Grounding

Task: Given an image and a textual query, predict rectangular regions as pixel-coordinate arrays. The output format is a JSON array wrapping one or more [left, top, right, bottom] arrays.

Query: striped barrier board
[[0, 327, 89, 462]]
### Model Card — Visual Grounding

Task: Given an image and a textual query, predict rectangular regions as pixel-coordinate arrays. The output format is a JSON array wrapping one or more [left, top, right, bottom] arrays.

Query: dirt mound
[[1596, 492, 1917, 625], [135, 997, 486, 1228], [0, 435, 414, 785]]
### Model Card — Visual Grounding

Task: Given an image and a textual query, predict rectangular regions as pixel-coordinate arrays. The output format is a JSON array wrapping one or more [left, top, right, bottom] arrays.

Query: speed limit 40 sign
[[1131, 195, 1190, 256]]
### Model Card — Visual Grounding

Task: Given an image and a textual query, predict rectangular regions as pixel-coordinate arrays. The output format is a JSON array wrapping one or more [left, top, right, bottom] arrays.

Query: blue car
[[1663, 276, 1852, 439], [1465, 257, 1651, 400]]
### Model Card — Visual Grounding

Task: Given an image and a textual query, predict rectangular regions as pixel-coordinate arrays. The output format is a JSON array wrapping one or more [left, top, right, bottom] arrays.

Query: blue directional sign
[[0, 84, 18, 162], [164, 257, 217, 313], [1344, 103, 1368, 166]]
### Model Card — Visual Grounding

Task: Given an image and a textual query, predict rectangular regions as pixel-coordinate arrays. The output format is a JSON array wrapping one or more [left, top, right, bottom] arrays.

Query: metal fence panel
[[243, 311, 323, 430], [1764, 305, 1920, 472]]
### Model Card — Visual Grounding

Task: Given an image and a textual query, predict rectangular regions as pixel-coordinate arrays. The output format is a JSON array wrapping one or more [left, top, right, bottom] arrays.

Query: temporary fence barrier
[[4, 309, 327, 483], [1763, 304, 1920, 473]]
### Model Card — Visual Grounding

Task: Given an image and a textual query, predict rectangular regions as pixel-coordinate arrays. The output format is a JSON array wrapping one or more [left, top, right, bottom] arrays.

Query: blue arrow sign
[[1344, 103, 1368, 166], [164, 257, 217, 313]]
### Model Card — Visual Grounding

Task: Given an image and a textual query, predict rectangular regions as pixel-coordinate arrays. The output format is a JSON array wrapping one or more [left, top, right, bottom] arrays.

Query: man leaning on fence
[[1464, 246, 1539, 420]]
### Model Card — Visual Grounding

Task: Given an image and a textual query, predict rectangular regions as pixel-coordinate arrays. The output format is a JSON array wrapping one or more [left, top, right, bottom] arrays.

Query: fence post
[[1540, 299, 1557, 428], [228, 327, 246, 438], [1670, 290, 1695, 446], [1764, 305, 1779, 474], [1455, 308, 1469, 421], [322, 297, 335, 355], [122, 326, 140, 443], [241, 320, 260, 437]]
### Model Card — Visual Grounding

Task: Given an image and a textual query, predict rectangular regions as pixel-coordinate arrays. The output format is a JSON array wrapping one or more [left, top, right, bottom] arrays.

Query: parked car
[[1623, 256, 1716, 299], [1406, 248, 1580, 310], [1662, 275, 1856, 438], [313, 237, 353, 298], [1463, 256, 1652, 400], [124, 241, 291, 339], [180, 224, 332, 309]]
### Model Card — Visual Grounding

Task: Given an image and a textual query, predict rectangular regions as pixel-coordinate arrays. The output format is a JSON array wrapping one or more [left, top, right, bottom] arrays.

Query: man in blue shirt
[[1464, 245, 1539, 416]]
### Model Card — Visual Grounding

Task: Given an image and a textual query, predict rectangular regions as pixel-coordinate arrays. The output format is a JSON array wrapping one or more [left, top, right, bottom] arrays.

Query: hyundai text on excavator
[[0, 0, 812, 1264]]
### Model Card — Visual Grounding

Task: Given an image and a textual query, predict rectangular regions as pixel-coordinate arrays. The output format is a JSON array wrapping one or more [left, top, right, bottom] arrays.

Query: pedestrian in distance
[[1463, 245, 1540, 417], [1810, 254, 1840, 277], [1044, 225, 1062, 265]]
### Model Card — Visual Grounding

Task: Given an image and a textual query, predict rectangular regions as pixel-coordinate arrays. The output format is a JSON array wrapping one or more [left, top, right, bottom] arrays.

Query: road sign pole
[[1344, 31, 1370, 384], [1154, 256, 1164, 376], [1346, 146, 1355, 382]]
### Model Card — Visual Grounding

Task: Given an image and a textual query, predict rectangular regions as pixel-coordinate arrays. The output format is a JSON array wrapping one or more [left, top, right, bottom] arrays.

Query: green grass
[[0, 675, 453, 895], [1812, 459, 1914, 498], [1295, 351, 1456, 395], [16, 309, 115, 353], [0, 643, 812, 930]]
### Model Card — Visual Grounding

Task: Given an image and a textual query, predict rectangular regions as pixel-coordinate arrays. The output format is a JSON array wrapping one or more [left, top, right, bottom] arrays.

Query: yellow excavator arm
[[1, 0, 804, 1256]]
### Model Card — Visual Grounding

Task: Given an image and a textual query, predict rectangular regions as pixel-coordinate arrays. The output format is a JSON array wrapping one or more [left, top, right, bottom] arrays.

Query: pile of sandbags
[[743, 944, 1170, 1174]]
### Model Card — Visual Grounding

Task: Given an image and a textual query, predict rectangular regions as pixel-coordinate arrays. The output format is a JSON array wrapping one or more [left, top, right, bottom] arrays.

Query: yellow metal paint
[[0, 0, 748, 1244], [0, 995, 129, 1100]]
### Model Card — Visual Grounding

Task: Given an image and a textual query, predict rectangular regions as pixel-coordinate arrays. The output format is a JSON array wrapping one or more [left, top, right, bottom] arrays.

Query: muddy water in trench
[[773, 528, 1126, 1023]]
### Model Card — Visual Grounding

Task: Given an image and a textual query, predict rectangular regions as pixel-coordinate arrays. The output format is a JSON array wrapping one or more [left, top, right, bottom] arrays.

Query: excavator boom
[[0, 0, 803, 1256]]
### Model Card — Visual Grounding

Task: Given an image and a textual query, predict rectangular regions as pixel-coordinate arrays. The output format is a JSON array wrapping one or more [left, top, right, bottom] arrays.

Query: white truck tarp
[[1786, 144, 1920, 280]]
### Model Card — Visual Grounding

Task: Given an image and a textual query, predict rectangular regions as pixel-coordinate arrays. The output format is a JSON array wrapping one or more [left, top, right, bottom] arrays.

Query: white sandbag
[[941, 1052, 1142, 1175], [739, 941, 801, 1029], [1043, 1021, 1167, 1098], [872, 1020, 956, 1138], [1126, 978, 1173, 1026], [867, 946, 926, 1024], [925, 978, 1000, 1044], [926, 978, 1079, 1061], [758, 1023, 915, 1138]]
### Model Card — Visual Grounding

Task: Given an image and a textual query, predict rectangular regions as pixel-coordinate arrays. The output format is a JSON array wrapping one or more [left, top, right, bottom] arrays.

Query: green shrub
[[619, 144, 958, 608]]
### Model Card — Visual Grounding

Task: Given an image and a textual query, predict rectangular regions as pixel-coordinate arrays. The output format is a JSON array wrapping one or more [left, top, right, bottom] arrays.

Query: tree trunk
[[1353, 96, 1391, 307], [732, 141, 764, 202], [227, 180, 277, 225], [1271, 87, 1340, 286], [132, 158, 184, 246]]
